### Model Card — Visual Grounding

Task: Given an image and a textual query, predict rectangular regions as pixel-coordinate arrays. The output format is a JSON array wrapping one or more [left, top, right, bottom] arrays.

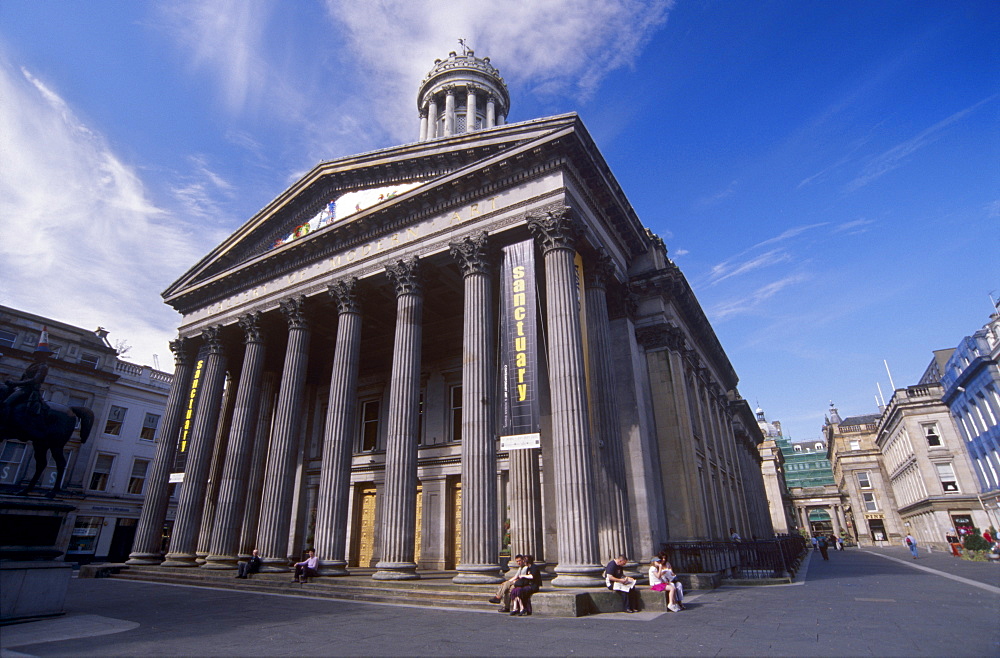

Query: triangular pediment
[[163, 114, 581, 303], [163, 111, 650, 314]]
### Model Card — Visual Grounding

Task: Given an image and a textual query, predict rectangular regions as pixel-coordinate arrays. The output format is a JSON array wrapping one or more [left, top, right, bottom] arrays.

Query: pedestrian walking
[[904, 533, 918, 559], [817, 535, 829, 560]]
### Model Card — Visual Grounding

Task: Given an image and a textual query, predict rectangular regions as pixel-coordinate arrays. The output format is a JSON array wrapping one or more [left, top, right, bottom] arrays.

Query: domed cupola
[[417, 48, 510, 142]]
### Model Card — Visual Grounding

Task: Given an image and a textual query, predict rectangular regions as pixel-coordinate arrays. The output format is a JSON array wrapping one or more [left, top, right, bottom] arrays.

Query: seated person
[[237, 549, 262, 579], [293, 549, 319, 583], [509, 554, 541, 616], [489, 554, 526, 612], [605, 555, 639, 613], [649, 557, 682, 612]]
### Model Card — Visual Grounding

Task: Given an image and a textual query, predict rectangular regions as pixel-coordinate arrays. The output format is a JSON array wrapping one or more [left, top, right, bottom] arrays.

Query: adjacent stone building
[[826, 406, 902, 546], [755, 408, 795, 534], [0, 305, 174, 562], [875, 373, 988, 550], [128, 51, 773, 585], [940, 310, 1000, 531]]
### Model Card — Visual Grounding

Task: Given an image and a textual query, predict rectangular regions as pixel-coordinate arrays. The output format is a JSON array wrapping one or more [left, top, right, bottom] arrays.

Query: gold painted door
[[451, 481, 462, 568], [414, 485, 422, 565], [355, 486, 376, 567]]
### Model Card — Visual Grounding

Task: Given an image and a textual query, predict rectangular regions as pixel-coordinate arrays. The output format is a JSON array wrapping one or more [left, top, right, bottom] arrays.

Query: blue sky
[[1, 1, 997, 441]]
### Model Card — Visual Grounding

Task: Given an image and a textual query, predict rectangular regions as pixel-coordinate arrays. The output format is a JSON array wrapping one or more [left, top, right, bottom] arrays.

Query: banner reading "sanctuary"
[[499, 240, 541, 450]]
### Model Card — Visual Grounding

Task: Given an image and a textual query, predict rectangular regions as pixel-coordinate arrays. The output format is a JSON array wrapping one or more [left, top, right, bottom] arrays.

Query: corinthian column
[[585, 251, 634, 567], [203, 312, 267, 569], [258, 296, 311, 571], [315, 277, 363, 575], [127, 337, 195, 564], [238, 372, 277, 558], [373, 258, 423, 581], [527, 208, 603, 587], [450, 234, 503, 584], [162, 327, 227, 567]]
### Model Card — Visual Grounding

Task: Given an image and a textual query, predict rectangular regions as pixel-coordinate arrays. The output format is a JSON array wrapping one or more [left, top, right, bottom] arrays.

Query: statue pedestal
[[0, 495, 77, 622]]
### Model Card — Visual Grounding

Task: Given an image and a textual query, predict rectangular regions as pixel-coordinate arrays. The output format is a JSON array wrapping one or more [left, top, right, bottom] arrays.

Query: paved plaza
[[2, 547, 998, 657]]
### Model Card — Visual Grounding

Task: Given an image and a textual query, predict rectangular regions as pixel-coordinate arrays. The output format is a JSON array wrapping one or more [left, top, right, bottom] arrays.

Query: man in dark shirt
[[604, 555, 638, 613], [237, 549, 262, 578]]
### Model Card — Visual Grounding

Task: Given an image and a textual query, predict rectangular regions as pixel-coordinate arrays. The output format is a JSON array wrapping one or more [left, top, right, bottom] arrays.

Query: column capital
[[449, 232, 492, 277], [527, 207, 583, 254], [635, 322, 685, 352], [169, 336, 194, 368], [279, 295, 308, 330], [386, 257, 422, 297], [584, 250, 616, 289], [238, 311, 263, 344], [328, 276, 362, 315], [203, 325, 224, 356]]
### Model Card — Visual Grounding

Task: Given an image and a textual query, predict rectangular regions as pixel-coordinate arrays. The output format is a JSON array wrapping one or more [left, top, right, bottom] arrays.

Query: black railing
[[659, 535, 807, 579]]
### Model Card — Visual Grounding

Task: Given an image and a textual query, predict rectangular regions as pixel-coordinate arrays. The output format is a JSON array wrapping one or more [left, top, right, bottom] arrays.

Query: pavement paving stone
[[2, 547, 997, 657]]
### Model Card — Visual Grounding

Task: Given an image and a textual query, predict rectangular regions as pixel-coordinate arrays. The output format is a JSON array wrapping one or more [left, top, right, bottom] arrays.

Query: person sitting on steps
[[489, 554, 526, 613], [237, 549, 262, 579], [293, 549, 319, 583]]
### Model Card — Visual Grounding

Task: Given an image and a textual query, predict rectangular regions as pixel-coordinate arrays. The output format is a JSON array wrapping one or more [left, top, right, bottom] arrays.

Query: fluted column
[[509, 449, 544, 562], [466, 87, 477, 133], [450, 234, 503, 584], [127, 337, 195, 564], [197, 371, 235, 562], [427, 99, 438, 138], [238, 372, 277, 558], [444, 87, 455, 136], [258, 296, 311, 571], [162, 327, 227, 567], [203, 312, 267, 569], [373, 258, 423, 581], [527, 208, 603, 587], [585, 251, 635, 567], [315, 278, 363, 576], [486, 96, 496, 128]]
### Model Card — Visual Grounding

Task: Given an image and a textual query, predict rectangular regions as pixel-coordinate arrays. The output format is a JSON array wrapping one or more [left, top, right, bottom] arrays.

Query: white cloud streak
[[847, 94, 998, 191], [0, 59, 215, 368], [710, 273, 811, 321]]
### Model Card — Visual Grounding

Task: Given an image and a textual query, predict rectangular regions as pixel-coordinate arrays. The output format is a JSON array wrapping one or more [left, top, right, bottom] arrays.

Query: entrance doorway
[[107, 518, 138, 563]]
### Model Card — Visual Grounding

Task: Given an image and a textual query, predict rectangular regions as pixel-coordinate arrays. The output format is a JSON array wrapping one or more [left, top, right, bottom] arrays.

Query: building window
[[857, 471, 872, 489], [0, 329, 16, 349], [861, 492, 878, 512], [0, 441, 27, 484], [935, 463, 959, 492], [922, 423, 941, 447], [89, 453, 115, 491], [67, 516, 102, 554], [104, 405, 127, 435], [359, 400, 380, 452], [128, 459, 150, 495], [849, 440, 861, 451], [140, 413, 160, 441], [450, 385, 463, 442], [79, 353, 100, 369]]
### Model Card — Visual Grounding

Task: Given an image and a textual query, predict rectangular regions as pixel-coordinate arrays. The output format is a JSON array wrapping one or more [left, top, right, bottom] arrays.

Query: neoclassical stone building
[[128, 50, 772, 585]]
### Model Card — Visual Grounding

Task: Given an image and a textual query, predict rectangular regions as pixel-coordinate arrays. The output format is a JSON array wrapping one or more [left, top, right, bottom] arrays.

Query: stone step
[[108, 567, 505, 611]]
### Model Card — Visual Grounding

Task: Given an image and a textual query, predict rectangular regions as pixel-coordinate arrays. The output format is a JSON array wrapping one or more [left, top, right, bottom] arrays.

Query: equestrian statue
[[1, 328, 94, 498]]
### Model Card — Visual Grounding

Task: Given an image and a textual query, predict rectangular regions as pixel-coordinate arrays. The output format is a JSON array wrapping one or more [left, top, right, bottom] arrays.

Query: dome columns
[[417, 50, 509, 142]]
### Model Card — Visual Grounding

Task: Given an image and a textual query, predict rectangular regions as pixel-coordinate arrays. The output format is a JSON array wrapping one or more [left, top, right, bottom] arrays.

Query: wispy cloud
[[847, 94, 998, 191], [706, 223, 826, 285], [710, 273, 811, 321], [0, 59, 220, 366], [709, 249, 791, 285], [695, 179, 738, 208], [833, 218, 875, 235]]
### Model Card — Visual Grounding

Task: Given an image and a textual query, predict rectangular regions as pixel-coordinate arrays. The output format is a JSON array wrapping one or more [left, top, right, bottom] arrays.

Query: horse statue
[[0, 382, 94, 498]]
